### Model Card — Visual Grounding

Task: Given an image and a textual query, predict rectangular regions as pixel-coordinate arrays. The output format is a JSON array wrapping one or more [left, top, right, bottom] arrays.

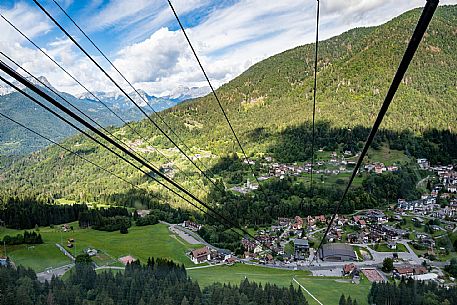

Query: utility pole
[[3, 241, 6, 257]]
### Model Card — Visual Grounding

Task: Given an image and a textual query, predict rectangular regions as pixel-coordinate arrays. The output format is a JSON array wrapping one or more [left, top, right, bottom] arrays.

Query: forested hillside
[[0, 85, 179, 155], [0, 5, 456, 205]]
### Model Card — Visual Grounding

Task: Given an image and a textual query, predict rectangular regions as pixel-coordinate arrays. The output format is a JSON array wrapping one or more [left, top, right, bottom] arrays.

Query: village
[[182, 158, 457, 286], [230, 151, 405, 194]]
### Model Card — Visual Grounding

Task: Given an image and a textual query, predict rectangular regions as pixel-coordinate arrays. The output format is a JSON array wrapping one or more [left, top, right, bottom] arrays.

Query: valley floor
[[0, 223, 372, 305]]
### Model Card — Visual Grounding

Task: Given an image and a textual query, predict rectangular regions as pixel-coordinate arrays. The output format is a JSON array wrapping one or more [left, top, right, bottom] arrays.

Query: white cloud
[[86, 0, 153, 31], [113, 28, 189, 83], [86, 0, 209, 38], [2, 0, 457, 98], [0, 2, 52, 43]]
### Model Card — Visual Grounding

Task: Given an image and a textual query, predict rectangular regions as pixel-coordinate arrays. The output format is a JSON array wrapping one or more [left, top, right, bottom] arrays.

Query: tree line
[[0, 196, 88, 229], [78, 207, 131, 232], [0, 258, 308, 305], [1, 230, 43, 245], [205, 167, 421, 228], [368, 279, 457, 305], [0, 197, 131, 231]]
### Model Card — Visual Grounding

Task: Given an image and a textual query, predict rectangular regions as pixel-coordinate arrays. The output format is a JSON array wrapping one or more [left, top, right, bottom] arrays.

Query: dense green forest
[[1, 230, 43, 245], [0, 195, 200, 231], [0, 259, 308, 305], [204, 168, 420, 227], [367, 279, 457, 305], [0, 5, 456, 207]]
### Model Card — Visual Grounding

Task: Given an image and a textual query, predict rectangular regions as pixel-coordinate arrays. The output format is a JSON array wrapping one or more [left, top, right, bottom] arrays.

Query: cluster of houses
[[183, 221, 203, 232], [240, 153, 360, 187], [268, 162, 306, 179], [394, 162, 457, 221], [431, 199, 457, 219], [347, 212, 409, 245], [230, 180, 259, 194], [364, 163, 399, 174], [397, 196, 438, 214], [188, 246, 236, 265], [238, 215, 329, 262], [434, 164, 457, 193]]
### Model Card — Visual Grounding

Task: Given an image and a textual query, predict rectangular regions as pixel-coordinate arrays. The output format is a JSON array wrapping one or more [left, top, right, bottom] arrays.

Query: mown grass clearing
[[5, 243, 71, 272], [364, 146, 410, 166], [294, 276, 371, 305], [1, 223, 202, 271], [188, 263, 371, 305], [369, 243, 408, 252], [188, 263, 311, 287]]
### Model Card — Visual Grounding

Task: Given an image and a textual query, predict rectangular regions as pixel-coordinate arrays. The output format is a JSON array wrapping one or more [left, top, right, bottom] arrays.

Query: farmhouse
[[319, 243, 357, 262], [191, 247, 211, 264], [393, 265, 427, 278]]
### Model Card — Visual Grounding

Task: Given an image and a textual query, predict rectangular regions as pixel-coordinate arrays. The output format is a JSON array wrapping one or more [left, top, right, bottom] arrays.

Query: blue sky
[[1, 0, 456, 97]]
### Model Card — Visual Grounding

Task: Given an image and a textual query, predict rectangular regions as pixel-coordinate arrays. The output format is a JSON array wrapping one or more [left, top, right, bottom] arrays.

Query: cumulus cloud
[[113, 28, 189, 83], [2, 0, 457, 98]]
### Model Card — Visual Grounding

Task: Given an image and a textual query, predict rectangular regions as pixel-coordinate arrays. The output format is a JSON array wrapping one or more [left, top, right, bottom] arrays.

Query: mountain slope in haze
[[0, 78, 183, 155], [1, 5, 456, 203]]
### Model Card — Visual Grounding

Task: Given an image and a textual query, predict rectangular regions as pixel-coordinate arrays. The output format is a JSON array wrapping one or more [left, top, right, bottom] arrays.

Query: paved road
[[36, 263, 74, 282], [161, 221, 219, 251], [169, 225, 201, 245], [355, 240, 422, 266], [95, 266, 124, 271], [55, 243, 75, 261]]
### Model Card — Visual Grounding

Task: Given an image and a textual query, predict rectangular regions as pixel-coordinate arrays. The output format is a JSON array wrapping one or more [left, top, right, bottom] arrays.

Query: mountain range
[[0, 5, 456, 201], [0, 77, 200, 155]]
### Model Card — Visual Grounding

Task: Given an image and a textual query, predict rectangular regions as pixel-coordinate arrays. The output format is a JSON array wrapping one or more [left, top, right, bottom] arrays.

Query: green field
[[188, 264, 311, 287], [1, 223, 202, 271], [364, 146, 410, 166], [5, 243, 72, 272], [188, 264, 371, 305], [369, 243, 408, 252]]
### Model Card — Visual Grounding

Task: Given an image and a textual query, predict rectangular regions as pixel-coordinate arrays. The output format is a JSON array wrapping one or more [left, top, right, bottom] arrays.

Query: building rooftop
[[192, 247, 210, 258], [319, 243, 356, 261], [294, 239, 309, 246]]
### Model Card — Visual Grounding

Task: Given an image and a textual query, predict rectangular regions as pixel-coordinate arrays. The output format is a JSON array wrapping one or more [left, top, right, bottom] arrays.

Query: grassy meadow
[[0, 223, 202, 271], [188, 263, 371, 305]]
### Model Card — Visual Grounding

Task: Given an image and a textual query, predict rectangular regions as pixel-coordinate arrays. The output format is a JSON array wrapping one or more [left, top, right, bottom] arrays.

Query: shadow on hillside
[[266, 121, 456, 164]]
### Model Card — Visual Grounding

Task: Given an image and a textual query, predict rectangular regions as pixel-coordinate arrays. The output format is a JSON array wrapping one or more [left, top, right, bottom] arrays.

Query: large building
[[319, 243, 357, 262], [294, 239, 309, 260], [191, 247, 211, 264]]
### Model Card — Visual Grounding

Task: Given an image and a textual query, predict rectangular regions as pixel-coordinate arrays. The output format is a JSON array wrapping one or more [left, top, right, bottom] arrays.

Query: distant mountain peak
[[0, 75, 55, 96], [163, 85, 211, 102]]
